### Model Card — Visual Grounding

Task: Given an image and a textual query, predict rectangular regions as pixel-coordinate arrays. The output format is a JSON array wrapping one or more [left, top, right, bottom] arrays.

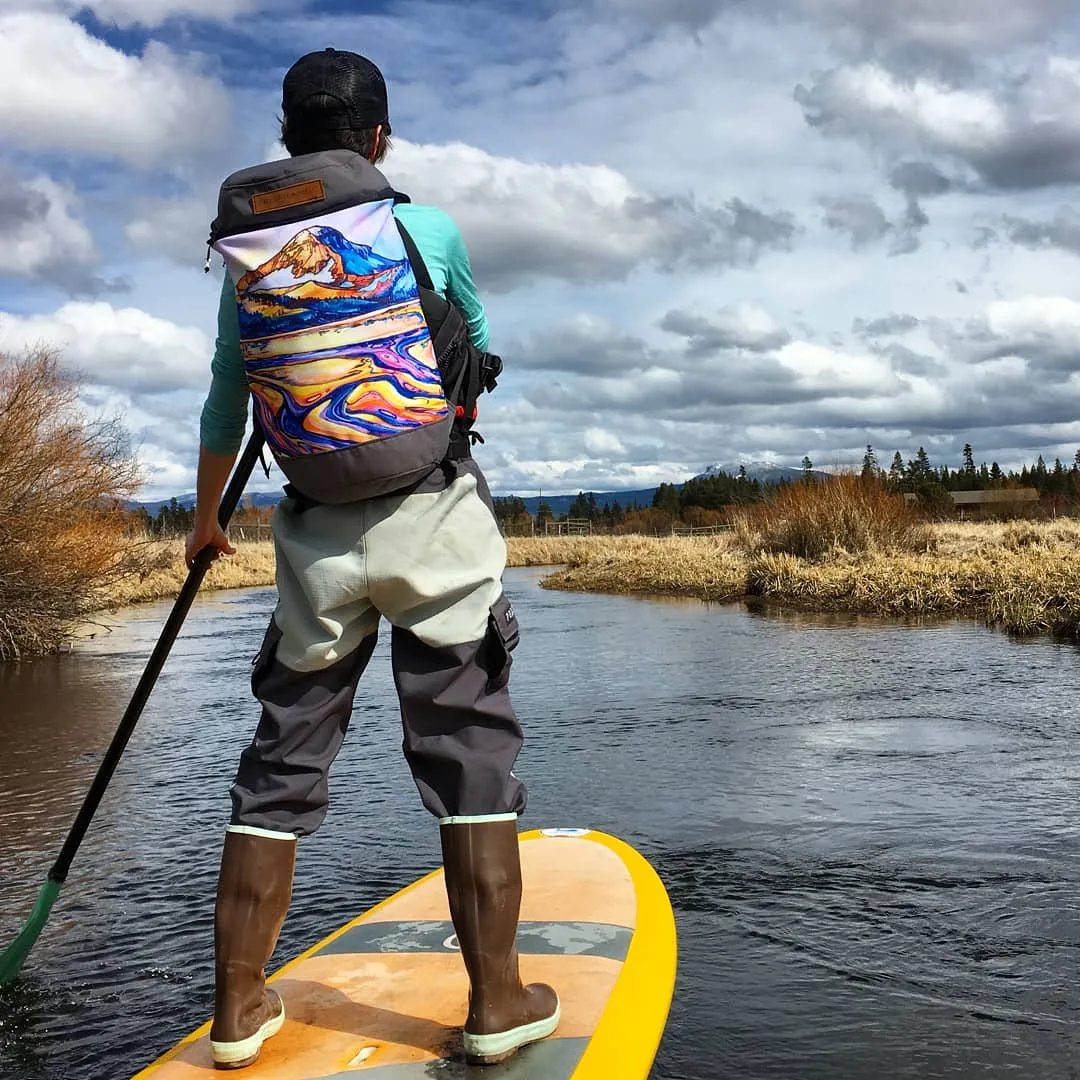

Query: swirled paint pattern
[[220, 203, 447, 460]]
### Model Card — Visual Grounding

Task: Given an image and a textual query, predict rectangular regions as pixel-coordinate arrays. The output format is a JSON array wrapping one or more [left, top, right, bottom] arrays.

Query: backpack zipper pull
[[204, 242, 213, 274]]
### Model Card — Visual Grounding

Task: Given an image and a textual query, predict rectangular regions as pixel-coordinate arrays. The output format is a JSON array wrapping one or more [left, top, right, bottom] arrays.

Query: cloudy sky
[[1, 0, 1079, 500]]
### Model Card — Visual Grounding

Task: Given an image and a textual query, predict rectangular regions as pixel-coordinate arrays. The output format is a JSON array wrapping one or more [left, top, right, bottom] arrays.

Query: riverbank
[[533, 522, 1080, 637], [95, 539, 278, 610], [96, 522, 1080, 638]]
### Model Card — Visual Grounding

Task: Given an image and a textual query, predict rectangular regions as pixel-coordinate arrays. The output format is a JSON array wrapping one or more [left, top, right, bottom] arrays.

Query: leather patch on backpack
[[251, 179, 326, 215]]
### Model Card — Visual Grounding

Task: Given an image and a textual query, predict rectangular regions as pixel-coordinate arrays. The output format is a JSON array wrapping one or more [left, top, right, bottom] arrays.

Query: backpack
[[207, 149, 499, 505]]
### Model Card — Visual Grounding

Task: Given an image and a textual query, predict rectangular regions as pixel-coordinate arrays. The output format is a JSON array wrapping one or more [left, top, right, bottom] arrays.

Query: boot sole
[[463, 999, 561, 1065], [211, 998, 285, 1070]]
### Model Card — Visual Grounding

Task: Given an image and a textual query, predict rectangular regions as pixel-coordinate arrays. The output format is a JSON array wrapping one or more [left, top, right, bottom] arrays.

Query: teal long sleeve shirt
[[199, 202, 491, 456]]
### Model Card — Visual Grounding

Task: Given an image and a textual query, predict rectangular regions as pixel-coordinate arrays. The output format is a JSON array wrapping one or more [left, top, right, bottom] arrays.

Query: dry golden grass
[[89, 519, 1080, 640], [505, 535, 643, 569], [103, 534, 606, 608], [96, 540, 277, 609], [932, 518, 1080, 554], [733, 473, 928, 558], [528, 526, 1080, 638], [538, 535, 745, 601]]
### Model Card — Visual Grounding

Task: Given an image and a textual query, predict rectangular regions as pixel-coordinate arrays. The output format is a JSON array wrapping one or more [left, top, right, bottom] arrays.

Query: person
[[185, 48, 559, 1071]]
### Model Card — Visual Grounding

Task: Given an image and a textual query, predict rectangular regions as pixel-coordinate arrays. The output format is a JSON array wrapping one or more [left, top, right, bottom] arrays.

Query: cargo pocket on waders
[[483, 593, 520, 693], [250, 620, 283, 697]]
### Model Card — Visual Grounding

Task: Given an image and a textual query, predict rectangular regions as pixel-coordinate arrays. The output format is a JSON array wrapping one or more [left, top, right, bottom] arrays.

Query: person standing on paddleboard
[[185, 48, 559, 1071]]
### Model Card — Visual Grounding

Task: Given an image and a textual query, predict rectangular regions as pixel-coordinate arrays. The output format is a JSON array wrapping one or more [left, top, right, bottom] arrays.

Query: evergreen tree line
[[493, 445, 1080, 530], [128, 499, 274, 538], [126, 498, 196, 537], [860, 443, 1080, 498]]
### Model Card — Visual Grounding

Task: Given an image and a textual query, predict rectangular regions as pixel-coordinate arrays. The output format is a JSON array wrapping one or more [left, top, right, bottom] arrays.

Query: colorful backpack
[[208, 149, 496, 505]]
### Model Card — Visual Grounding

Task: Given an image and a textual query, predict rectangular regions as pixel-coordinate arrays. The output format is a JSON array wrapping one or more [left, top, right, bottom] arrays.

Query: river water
[[2, 568, 1080, 1079]]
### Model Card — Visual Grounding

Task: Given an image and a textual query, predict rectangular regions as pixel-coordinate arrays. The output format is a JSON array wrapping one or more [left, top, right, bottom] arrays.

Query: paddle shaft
[[47, 429, 267, 886]]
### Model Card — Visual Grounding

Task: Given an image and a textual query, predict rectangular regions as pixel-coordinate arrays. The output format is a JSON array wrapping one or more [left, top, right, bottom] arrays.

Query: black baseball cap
[[282, 48, 392, 135]]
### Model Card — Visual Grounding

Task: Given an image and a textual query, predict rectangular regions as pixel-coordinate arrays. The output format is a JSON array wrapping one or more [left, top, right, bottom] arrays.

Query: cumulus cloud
[[583, 427, 628, 455], [970, 296, 1080, 373], [126, 196, 216, 266], [128, 138, 798, 286], [590, 0, 1070, 51], [0, 302, 212, 395], [660, 305, 792, 352], [513, 314, 661, 375], [887, 160, 952, 252], [0, 13, 231, 166], [800, 0, 1073, 52], [386, 140, 798, 291], [0, 0, 268, 26], [878, 342, 946, 377], [853, 313, 920, 338], [795, 58, 1080, 191], [0, 168, 99, 290], [595, 0, 738, 29], [990, 208, 1080, 258], [820, 194, 892, 249], [819, 183, 940, 256], [519, 325, 904, 419]]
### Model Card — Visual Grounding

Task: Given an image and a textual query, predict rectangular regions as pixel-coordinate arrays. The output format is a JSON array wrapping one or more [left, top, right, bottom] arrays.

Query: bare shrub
[[1000, 521, 1044, 550], [0, 346, 144, 659], [732, 473, 927, 559]]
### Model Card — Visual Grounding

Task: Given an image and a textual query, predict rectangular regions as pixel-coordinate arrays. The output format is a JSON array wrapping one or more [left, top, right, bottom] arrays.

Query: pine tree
[[989, 462, 1002, 484], [861, 444, 878, 479], [962, 443, 976, 477], [908, 447, 931, 487], [652, 483, 681, 518], [568, 492, 590, 519], [1052, 457, 1066, 495], [888, 451, 906, 491], [801, 456, 813, 482]]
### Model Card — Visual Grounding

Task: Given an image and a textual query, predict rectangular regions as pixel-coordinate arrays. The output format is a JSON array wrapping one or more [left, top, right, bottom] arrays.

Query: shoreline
[[88, 523, 1080, 641]]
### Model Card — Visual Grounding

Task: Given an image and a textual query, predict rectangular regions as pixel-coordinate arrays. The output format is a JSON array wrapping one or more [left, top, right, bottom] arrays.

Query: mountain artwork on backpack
[[217, 201, 449, 461]]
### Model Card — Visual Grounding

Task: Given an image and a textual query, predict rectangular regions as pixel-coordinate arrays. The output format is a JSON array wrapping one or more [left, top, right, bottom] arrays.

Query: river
[[2, 568, 1080, 1079]]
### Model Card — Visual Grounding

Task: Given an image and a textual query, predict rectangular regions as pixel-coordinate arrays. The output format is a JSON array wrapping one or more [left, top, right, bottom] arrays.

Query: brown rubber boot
[[440, 817, 560, 1065], [209, 827, 296, 1070]]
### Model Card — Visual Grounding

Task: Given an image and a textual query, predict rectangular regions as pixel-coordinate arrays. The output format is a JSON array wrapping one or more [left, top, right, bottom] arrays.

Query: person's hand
[[185, 522, 236, 570]]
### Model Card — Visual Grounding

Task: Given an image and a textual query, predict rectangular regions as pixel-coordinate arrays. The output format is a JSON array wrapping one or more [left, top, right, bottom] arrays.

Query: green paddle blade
[[0, 878, 62, 987]]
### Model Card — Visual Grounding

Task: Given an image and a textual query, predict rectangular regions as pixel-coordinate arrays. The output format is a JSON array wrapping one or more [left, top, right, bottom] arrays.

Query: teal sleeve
[[198, 275, 250, 456], [442, 222, 492, 353]]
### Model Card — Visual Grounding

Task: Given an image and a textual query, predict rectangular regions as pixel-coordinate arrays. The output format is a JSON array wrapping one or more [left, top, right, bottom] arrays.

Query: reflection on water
[[3, 571, 1080, 1079]]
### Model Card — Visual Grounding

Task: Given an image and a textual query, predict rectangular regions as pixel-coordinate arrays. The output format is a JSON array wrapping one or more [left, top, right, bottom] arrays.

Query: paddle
[[0, 428, 267, 987]]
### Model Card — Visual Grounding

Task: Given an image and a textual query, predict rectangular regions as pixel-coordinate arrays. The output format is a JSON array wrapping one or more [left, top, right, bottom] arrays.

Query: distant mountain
[[696, 460, 826, 484], [129, 461, 816, 520], [129, 491, 283, 516], [515, 488, 661, 517]]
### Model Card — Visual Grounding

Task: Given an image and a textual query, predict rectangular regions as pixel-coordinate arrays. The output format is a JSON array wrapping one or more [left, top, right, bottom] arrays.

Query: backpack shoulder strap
[[393, 211, 435, 293]]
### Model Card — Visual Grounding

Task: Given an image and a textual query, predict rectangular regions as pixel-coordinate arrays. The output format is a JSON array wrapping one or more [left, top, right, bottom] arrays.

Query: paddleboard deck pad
[[134, 828, 677, 1079]]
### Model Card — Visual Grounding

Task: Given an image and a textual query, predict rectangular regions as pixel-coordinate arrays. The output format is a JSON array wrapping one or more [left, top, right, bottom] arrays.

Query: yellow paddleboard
[[134, 828, 677, 1079]]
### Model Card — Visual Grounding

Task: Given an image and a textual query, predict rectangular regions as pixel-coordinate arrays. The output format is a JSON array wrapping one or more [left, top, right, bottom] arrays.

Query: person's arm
[[185, 277, 250, 568], [442, 219, 492, 353]]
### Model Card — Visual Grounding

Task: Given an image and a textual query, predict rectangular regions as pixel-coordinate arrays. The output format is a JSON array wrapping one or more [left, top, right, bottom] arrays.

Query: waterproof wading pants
[[229, 458, 528, 835]]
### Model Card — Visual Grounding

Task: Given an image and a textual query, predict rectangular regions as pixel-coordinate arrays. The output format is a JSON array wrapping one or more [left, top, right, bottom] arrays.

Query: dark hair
[[280, 94, 391, 161]]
